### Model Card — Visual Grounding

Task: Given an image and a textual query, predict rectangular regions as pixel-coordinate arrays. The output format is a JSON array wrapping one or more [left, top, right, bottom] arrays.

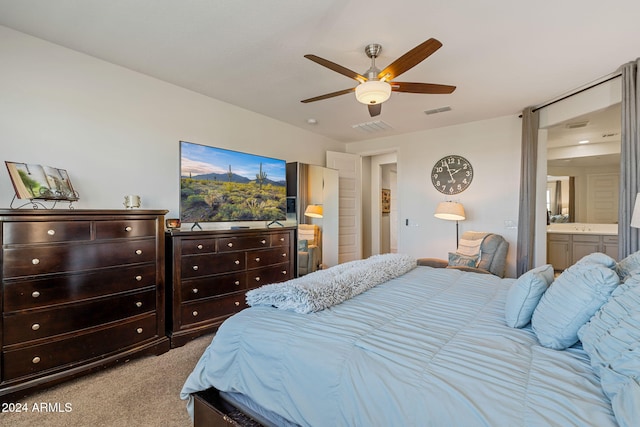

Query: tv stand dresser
[[165, 226, 295, 348], [0, 209, 170, 400]]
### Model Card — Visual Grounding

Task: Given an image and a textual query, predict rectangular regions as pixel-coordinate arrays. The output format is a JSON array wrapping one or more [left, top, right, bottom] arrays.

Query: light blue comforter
[[181, 266, 617, 426]]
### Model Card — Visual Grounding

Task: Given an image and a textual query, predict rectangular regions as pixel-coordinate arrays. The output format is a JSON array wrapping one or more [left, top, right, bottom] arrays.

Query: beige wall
[[0, 26, 345, 219]]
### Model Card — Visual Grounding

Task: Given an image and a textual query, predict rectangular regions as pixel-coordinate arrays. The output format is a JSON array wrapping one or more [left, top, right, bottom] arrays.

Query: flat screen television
[[180, 141, 287, 223]]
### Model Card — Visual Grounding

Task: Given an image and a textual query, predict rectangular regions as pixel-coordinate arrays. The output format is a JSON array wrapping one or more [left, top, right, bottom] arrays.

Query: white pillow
[[504, 264, 554, 328], [531, 262, 619, 350]]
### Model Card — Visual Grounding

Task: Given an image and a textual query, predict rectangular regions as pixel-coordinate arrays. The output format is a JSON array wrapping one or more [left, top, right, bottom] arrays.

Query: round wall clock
[[431, 155, 473, 195]]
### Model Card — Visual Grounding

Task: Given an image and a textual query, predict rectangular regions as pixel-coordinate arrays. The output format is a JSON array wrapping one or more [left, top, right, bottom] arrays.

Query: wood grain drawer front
[[3, 221, 92, 244], [3, 288, 156, 345], [246, 263, 292, 287], [180, 238, 217, 255], [270, 232, 290, 247], [3, 239, 156, 278], [603, 235, 619, 244], [246, 247, 289, 269], [572, 234, 600, 243], [217, 235, 270, 252], [181, 273, 247, 302], [181, 293, 247, 327], [548, 233, 570, 242], [3, 264, 157, 312], [95, 219, 156, 239], [181, 252, 246, 279], [2, 314, 157, 381]]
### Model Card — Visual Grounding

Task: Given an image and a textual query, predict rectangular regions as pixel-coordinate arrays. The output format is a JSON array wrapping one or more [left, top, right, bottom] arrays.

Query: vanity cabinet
[[165, 227, 295, 348], [547, 233, 618, 271], [0, 209, 170, 399]]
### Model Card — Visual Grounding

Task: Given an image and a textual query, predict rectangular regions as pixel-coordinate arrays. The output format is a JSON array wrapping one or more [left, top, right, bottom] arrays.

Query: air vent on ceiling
[[352, 120, 393, 133], [565, 120, 589, 129], [424, 106, 452, 115]]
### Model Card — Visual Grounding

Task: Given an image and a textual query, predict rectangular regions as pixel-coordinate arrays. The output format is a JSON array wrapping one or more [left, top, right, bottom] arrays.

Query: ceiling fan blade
[[304, 54, 366, 82], [377, 38, 443, 82], [391, 82, 456, 94], [368, 104, 382, 117], [301, 88, 355, 103]]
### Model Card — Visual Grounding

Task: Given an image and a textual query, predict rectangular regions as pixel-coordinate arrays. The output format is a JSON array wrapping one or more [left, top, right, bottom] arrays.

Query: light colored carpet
[[2, 333, 214, 427]]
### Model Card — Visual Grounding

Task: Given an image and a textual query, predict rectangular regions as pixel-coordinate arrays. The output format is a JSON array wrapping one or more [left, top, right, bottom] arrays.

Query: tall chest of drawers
[[166, 227, 295, 347], [0, 209, 170, 400]]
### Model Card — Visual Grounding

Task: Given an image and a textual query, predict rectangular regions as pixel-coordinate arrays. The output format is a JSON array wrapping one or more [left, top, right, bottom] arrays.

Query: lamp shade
[[355, 80, 392, 105], [631, 193, 640, 228], [434, 201, 466, 221], [304, 204, 323, 218]]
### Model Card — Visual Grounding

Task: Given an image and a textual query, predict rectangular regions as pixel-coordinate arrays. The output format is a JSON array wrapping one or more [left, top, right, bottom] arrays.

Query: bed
[[181, 253, 640, 427]]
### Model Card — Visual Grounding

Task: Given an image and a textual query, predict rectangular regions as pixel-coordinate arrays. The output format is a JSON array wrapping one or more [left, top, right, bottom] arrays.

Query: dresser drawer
[[180, 238, 217, 255], [246, 247, 289, 269], [2, 314, 158, 381], [217, 235, 270, 252], [3, 221, 92, 244], [3, 264, 157, 311], [181, 293, 247, 327], [270, 232, 290, 247], [3, 288, 156, 345], [3, 238, 156, 278], [181, 272, 247, 302], [95, 219, 156, 239], [246, 263, 292, 287], [181, 252, 245, 278]]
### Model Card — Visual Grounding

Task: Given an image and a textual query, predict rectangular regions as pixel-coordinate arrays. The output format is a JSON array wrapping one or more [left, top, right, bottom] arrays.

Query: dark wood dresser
[[165, 227, 295, 348], [0, 209, 170, 400]]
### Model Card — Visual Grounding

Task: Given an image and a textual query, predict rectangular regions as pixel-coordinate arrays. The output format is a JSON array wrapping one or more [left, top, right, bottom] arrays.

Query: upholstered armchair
[[418, 231, 509, 278], [298, 224, 321, 276]]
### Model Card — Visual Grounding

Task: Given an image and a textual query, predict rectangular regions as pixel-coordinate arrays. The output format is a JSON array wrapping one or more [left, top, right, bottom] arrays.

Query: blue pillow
[[579, 273, 640, 427], [298, 239, 308, 251], [504, 264, 553, 328], [448, 252, 478, 268], [616, 250, 640, 282], [576, 252, 617, 269], [531, 262, 619, 350]]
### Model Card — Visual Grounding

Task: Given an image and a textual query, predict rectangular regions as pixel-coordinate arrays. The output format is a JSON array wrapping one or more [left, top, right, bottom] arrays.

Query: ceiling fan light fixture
[[355, 80, 391, 105]]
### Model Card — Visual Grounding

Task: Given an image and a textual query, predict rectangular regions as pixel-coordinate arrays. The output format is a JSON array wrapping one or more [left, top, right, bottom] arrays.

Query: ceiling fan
[[301, 38, 456, 117]]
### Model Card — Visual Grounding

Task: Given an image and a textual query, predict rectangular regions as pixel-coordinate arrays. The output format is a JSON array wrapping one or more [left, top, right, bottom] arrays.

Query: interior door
[[326, 151, 362, 263]]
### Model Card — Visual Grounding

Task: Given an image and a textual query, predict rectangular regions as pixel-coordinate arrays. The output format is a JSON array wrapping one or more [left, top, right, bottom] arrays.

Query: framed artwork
[[381, 188, 391, 213], [5, 161, 79, 201]]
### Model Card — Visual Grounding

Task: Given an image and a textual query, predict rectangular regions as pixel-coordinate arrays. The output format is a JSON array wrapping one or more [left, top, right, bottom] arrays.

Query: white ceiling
[[0, 0, 638, 143]]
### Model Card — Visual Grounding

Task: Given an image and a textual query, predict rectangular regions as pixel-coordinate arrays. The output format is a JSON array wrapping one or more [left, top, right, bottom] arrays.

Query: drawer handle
[[282, 270, 287, 275], [280, 237, 285, 242], [135, 249, 143, 255], [125, 226, 133, 232], [136, 328, 143, 334], [32, 291, 41, 298], [282, 253, 287, 257], [32, 356, 41, 364], [135, 302, 143, 308], [235, 301, 240, 306], [47, 229, 55, 236], [192, 311, 198, 317], [197, 244, 203, 250], [234, 260, 240, 265], [255, 277, 261, 282], [32, 258, 40, 265], [192, 265, 199, 271], [261, 239, 267, 245], [227, 242, 233, 248], [192, 288, 198, 294], [255, 257, 261, 262], [31, 323, 40, 331], [234, 281, 240, 286], [135, 275, 143, 281]]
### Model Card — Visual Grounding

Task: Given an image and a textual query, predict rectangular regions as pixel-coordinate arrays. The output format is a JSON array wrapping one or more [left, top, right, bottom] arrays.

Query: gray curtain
[[517, 107, 539, 276], [554, 180, 562, 215], [619, 59, 640, 259]]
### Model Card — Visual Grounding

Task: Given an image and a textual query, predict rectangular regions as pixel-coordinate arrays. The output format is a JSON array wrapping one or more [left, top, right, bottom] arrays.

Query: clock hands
[[444, 162, 455, 183]]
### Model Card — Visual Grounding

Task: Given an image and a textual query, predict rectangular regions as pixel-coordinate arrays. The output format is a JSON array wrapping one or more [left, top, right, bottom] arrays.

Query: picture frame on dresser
[[5, 161, 79, 201]]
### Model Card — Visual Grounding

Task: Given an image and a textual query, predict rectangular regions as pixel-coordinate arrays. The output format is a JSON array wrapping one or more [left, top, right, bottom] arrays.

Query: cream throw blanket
[[246, 253, 416, 313]]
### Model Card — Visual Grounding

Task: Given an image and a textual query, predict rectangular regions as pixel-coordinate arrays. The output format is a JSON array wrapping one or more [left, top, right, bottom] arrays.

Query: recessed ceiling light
[[578, 140, 590, 144], [307, 118, 318, 125]]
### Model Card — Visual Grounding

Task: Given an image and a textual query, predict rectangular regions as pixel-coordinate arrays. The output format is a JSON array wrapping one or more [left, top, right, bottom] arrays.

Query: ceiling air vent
[[424, 106, 452, 115], [565, 120, 589, 129], [352, 120, 393, 133]]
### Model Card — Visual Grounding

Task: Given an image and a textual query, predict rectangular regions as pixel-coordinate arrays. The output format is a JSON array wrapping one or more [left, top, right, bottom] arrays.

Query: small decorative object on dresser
[[0, 209, 170, 400], [165, 226, 295, 348], [431, 155, 473, 195]]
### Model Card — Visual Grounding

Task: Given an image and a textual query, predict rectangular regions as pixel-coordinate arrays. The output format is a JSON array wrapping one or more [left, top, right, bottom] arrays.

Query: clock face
[[431, 155, 473, 195]]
